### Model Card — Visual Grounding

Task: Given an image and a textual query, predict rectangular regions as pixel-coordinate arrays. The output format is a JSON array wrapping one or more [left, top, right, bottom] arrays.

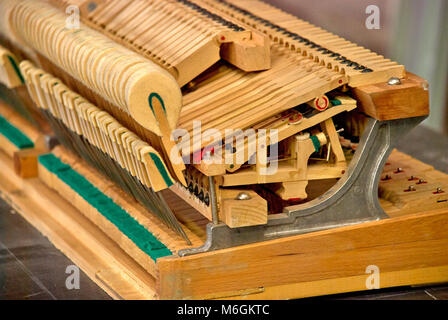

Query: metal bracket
[[179, 116, 426, 256]]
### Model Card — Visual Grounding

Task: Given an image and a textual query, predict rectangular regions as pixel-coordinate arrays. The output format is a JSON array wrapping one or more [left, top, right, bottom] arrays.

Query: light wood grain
[[353, 72, 429, 120], [158, 208, 448, 299], [219, 189, 267, 228]]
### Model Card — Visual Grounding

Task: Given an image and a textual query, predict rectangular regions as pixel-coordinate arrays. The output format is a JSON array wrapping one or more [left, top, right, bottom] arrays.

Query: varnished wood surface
[[1, 122, 447, 299], [353, 72, 429, 121]]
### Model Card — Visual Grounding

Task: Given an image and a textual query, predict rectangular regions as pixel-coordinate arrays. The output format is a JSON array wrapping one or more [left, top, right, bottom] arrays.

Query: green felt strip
[[149, 152, 173, 187], [148, 92, 166, 115], [0, 114, 34, 149], [38, 154, 172, 261], [310, 135, 321, 153], [7, 55, 24, 84], [330, 99, 342, 106]]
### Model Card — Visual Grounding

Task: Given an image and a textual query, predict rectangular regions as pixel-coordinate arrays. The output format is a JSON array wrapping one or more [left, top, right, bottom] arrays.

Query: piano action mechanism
[[0, 0, 446, 299]]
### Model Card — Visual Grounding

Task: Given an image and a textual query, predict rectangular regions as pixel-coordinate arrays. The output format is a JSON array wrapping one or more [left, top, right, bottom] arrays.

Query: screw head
[[435, 187, 444, 194], [235, 192, 251, 200], [388, 77, 402, 85]]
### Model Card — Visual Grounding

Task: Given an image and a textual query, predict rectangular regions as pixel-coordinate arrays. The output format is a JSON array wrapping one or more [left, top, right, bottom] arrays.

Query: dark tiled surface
[[311, 284, 448, 300], [397, 125, 448, 174], [316, 284, 448, 300], [0, 199, 111, 300], [0, 125, 447, 300]]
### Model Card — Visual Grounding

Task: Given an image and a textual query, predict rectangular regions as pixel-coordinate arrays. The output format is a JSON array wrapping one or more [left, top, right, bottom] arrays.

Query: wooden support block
[[275, 180, 308, 201], [13, 148, 39, 178], [220, 31, 271, 72], [352, 72, 429, 120], [219, 189, 267, 228]]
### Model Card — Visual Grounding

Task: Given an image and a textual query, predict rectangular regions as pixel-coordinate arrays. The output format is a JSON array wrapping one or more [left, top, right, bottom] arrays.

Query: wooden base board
[[0, 145, 447, 299]]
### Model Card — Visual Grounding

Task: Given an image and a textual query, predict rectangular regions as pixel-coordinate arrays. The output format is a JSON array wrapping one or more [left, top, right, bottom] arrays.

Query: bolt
[[235, 192, 251, 200], [417, 179, 426, 184], [388, 77, 401, 85], [394, 167, 403, 173], [405, 185, 416, 192], [434, 187, 444, 194], [382, 174, 391, 181]]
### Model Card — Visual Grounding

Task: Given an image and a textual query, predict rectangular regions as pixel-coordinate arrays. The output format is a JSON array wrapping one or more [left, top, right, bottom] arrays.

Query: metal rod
[[208, 176, 219, 224]]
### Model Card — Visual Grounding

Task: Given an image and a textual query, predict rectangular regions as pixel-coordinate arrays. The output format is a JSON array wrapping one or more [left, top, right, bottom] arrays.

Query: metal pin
[[395, 167, 403, 173], [208, 176, 219, 224], [326, 142, 332, 162], [235, 192, 251, 200], [435, 187, 444, 194], [388, 77, 401, 85], [406, 185, 416, 192]]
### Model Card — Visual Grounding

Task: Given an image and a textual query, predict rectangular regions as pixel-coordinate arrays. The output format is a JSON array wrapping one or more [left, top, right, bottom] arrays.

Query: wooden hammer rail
[[196, 0, 405, 87], [20, 61, 174, 192], [1, 0, 188, 184], [20, 60, 194, 240], [50, 0, 271, 86], [4, 0, 182, 137]]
